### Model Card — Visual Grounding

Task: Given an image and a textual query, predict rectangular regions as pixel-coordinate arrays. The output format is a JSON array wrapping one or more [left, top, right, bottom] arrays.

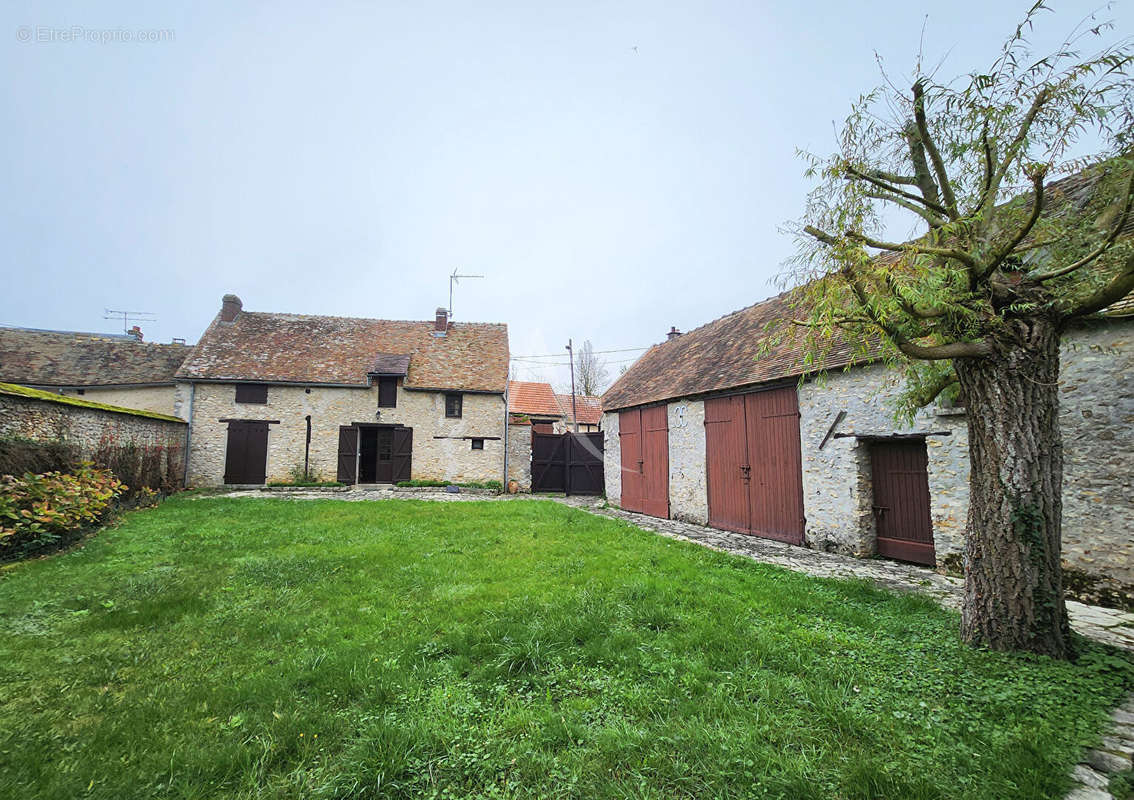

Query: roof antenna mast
[[448, 268, 484, 321], [104, 308, 157, 334]]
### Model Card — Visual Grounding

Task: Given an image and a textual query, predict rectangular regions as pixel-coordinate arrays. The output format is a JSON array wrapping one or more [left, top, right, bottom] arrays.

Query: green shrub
[[0, 463, 124, 559], [395, 479, 502, 491]]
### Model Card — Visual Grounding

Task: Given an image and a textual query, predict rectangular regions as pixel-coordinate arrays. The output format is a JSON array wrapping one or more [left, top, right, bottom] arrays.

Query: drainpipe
[[502, 391, 509, 490], [182, 382, 196, 488], [304, 415, 312, 480]]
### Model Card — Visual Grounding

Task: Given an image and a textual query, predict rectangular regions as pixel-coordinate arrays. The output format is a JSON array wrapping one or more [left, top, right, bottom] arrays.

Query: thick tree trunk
[[953, 317, 1072, 659]]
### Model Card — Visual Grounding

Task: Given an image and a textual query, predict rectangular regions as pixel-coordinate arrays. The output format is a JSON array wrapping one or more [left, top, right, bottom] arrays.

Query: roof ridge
[[238, 310, 507, 327]]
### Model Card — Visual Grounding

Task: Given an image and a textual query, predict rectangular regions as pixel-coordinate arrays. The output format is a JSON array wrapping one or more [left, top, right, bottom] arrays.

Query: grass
[[0, 497, 1130, 799]]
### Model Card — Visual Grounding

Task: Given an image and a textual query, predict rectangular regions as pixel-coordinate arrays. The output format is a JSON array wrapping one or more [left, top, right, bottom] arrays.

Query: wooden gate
[[618, 406, 668, 518], [870, 440, 936, 566], [223, 421, 269, 485], [531, 432, 604, 495], [705, 387, 804, 544]]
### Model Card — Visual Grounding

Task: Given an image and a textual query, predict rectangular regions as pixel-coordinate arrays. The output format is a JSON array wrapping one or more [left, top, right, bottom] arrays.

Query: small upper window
[[378, 377, 398, 408], [235, 384, 268, 404], [470, 438, 484, 450], [445, 393, 463, 418]]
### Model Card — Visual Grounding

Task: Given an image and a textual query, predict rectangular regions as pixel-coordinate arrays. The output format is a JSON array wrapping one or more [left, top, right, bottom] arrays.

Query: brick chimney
[[434, 307, 449, 334], [220, 294, 243, 323], [667, 326, 682, 341]]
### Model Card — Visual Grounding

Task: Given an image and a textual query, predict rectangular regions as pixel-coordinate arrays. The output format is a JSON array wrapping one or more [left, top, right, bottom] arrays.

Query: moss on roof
[[0, 383, 186, 424]]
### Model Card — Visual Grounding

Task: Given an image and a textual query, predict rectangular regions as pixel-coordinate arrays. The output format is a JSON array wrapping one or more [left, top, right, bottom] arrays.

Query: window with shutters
[[235, 384, 268, 404], [445, 393, 463, 418], [378, 377, 398, 408]]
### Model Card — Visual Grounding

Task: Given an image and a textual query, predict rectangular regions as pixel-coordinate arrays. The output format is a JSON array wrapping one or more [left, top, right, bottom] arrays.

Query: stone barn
[[601, 294, 1133, 587]]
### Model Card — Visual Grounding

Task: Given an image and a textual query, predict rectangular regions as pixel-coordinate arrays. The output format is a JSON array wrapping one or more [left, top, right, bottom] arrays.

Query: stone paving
[[214, 486, 1134, 799]]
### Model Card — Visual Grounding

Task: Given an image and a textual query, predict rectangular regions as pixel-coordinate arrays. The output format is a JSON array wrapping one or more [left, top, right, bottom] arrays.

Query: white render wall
[[666, 400, 708, 524], [187, 381, 506, 487], [602, 410, 621, 505]]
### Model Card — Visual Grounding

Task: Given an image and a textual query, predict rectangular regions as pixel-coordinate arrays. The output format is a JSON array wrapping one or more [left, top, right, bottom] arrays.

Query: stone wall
[[1059, 321, 1134, 582], [506, 422, 532, 492], [666, 400, 708, 524], [0, 391, 186, 485], [57, 384, 187, 419], [186, 381, 506, 487], [602, 410, 621, 506]]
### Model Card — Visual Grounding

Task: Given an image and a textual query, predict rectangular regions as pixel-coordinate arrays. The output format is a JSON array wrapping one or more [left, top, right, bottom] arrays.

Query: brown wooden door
[[618, 409, 643, 512], [640, 405, 670, 518], [391, 427, 412, 483], [705, 395, 750, 534], [223, 421, 269, 484], [373, 428, 395, 483], [871, 440, 936, 566], [745, 387, 805, 544], [337, 426, 358, 484]]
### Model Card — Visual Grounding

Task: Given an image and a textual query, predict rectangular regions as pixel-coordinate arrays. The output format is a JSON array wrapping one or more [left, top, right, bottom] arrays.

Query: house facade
[[178, 296, 510, 487], [601, 294, 1134, 586], [0, 327, 193, 418]]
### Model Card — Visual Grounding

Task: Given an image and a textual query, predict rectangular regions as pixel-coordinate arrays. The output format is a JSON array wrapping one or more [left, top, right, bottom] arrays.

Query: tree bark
[[953, 317, 1072, 658]]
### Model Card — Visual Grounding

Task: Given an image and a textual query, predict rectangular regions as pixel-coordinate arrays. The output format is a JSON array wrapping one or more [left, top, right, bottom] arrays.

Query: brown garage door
[[618, 406, 669, 518], [223, 421, 269, 485], [705, 387, 804, 544], [871, 440, 936, 566]]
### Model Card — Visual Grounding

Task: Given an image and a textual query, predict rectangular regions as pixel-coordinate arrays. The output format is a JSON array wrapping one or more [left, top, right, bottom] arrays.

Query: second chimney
[[667, 326, 682, 341], [434, 307, 449, 333], [220, 294, 243, 323]]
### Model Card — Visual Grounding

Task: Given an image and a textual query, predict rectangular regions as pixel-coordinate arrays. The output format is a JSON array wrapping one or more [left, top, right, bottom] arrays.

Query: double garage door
[[705, 387, 805, 544], [618, 406, 670, 518]]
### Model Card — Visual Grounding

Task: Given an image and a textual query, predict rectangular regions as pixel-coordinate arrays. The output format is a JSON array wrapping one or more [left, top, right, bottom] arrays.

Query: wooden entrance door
[[618, 406, 669, 518], [223, 421, 269, 484], [705, 387, 804, 544], [871, 440, 936, 566], [337, 426, 359, 484], [337, 426, 412, 484]]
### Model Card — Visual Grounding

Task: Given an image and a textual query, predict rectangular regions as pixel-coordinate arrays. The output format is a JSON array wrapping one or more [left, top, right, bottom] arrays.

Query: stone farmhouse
[[0, 326, 192, 417], [176, 296, 511, 487], [507, 380, 603, 434], [601, 297, 1133, 586]]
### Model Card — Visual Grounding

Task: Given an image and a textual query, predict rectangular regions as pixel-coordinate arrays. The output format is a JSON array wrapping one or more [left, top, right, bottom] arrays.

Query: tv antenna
[[448, 268, 484, 321], [104, 308, 157, 334]]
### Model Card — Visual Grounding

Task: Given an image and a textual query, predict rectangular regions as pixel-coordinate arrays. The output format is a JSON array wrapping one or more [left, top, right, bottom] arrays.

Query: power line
[[510, 345, 650, 359]]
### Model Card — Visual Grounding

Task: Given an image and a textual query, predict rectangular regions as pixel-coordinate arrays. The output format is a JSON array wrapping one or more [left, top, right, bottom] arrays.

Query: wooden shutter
[[378, 377, 398, 408], [337, 426, 358, 484], [392, 427, 413, 482]]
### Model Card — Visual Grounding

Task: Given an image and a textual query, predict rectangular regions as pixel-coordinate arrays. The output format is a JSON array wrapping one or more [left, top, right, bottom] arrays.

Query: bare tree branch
[[906, 370, 960, 408], [987, 167, 1047, 274], [842, 230, 980, 268], [896, 339, 994, 359], [902, 121, 943, 209], [845, 165, 949, 217], [912, 80, 959, 218], [864, 190, 947, 227], [1032, 167, 1134, 282], [980, 87, 1052, 215]]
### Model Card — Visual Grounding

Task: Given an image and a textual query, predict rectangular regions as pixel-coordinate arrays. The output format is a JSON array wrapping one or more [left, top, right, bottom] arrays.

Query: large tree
[[575, 340, 611, 396], [787, 6, 1132, 658]]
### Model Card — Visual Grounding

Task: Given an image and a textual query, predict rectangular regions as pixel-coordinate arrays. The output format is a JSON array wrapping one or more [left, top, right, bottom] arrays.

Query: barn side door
[[337, 425, 359, 484], [745, 387, 805, 545], [705, 395, 750, 534], [223, 421, 269, 485], [871, 440, 936, 566], [640, 405, 670, 519], [391, 427, 413, 483], [618, 409, 643, 513]]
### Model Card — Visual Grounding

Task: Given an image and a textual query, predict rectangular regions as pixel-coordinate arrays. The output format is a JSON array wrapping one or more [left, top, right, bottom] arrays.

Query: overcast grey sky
[[1, 1, 1124, 391]]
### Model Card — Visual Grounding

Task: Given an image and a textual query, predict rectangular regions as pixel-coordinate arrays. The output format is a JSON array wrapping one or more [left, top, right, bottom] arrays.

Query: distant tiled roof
[[0, 327, 192, 387], [508, 381, 561, 417], [555, 393, 602, 425], [177, 309, 508, 392]]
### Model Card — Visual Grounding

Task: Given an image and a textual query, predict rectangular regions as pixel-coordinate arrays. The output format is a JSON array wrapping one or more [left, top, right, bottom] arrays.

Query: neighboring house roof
[[0, 382, 186, 423], [178, 304, 509, 392], [0, 327, 192, 388], [555, 393, 602, 425], [508, 381, 561, 417]]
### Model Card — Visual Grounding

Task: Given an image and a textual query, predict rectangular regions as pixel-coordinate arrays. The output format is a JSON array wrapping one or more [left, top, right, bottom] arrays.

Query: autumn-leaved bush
[[0, 464, 124, 558]]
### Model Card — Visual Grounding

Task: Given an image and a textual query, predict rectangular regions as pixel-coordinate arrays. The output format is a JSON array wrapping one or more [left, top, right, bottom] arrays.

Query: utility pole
[[565, 338, 579, 433]]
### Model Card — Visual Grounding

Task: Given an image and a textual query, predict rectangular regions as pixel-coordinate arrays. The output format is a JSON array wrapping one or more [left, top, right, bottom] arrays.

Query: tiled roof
[[369, 353, 411, 376], [555, 393, 602, 425], [601, 293, 872, 411], [508, 381, 561, 417], [177, 309, 508, 392], [0, 327, 192, 387]]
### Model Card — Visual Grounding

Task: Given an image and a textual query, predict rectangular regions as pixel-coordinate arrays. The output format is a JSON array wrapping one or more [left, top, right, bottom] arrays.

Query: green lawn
[[1, 498, 1130, 799]]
